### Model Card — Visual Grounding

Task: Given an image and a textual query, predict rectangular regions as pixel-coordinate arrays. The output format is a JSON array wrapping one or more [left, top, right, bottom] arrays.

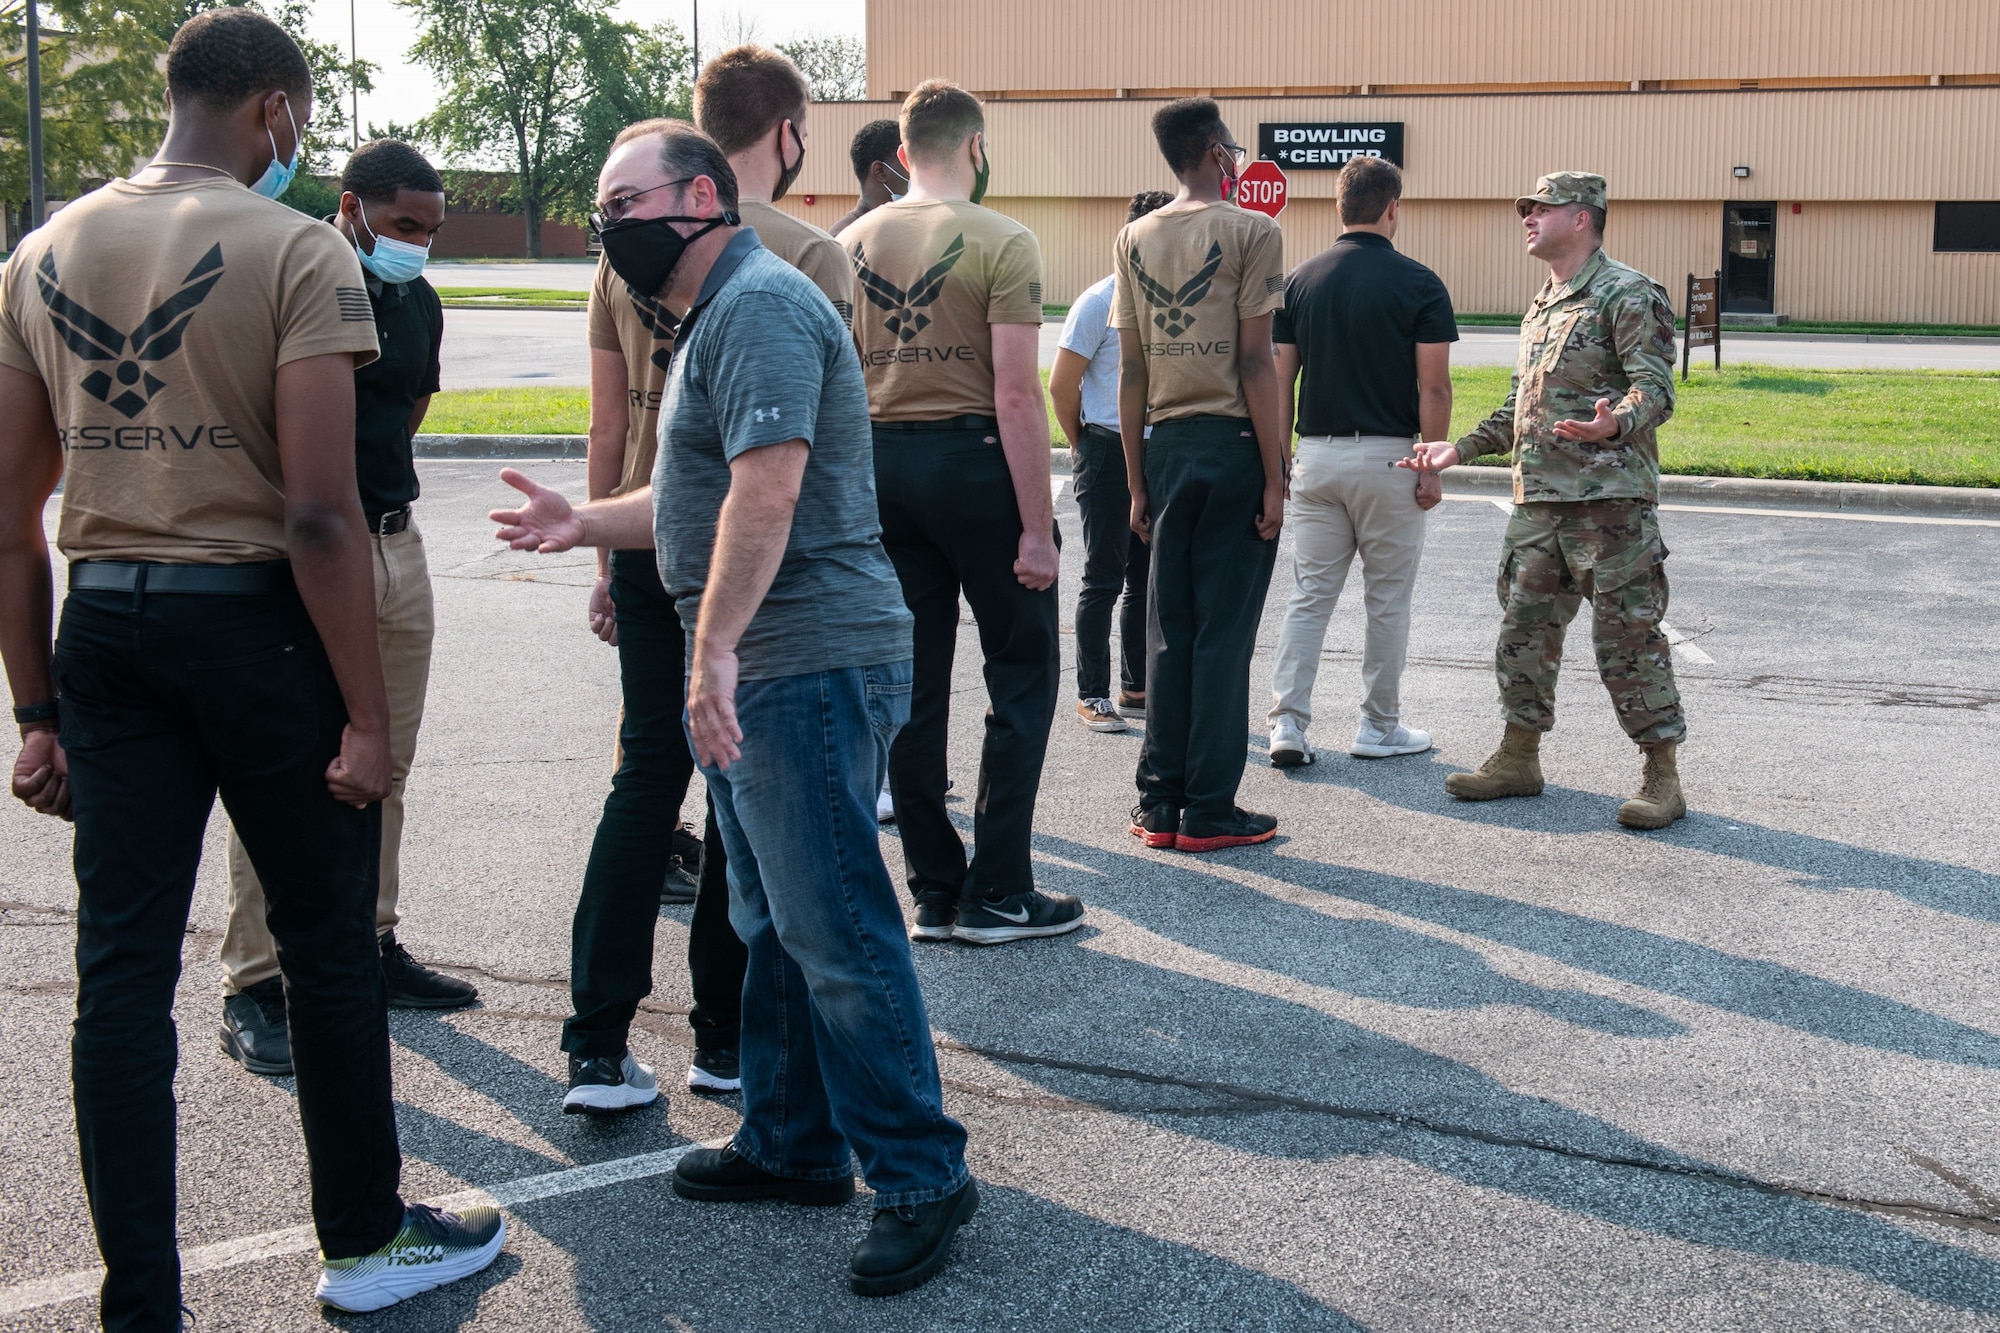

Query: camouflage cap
[[1515, 171, 1608, 217]]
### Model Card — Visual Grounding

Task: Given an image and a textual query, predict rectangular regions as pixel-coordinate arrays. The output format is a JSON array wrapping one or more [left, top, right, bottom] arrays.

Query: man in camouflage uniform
[[1400, 172, 1686, 829]]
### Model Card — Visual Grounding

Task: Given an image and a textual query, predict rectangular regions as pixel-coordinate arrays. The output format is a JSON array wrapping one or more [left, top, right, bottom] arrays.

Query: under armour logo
[[753, 407, 783, 423], [38, 244, 225, 418], [1130, 242, 1223, 339], [854, 234, 965, 342]]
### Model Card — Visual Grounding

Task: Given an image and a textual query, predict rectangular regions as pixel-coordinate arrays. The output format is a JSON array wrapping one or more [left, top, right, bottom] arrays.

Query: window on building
[[1934, 203, 2000, 252]]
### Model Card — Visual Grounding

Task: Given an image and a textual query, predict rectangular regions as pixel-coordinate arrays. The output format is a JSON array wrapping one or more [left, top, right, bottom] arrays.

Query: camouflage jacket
[[1457, 249, 1677, 503]]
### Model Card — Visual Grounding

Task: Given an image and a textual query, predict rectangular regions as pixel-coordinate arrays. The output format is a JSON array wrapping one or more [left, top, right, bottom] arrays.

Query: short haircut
[[850, 118, 902, 183], [1151, 97, 1226, 175], [900, 80, 984, 163], [693, 45, 810, 156], [1127, 190, 1173, 224], [1335, 155, 1401, 226], [166, 8, 312, 113], [342, 139, 444, 204], [611, 118, 740, 212], [1582, 203, 1608, 235]]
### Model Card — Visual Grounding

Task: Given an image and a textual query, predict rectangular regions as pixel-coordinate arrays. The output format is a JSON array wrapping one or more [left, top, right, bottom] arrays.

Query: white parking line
[[1490, 498, 1515, 514], [1665, 623, 1716, 666], [1445, 493, 2000, 528], [0, 1146, 694, 1317]]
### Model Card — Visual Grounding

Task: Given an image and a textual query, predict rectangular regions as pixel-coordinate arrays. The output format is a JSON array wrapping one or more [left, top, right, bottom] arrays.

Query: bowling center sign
[[1257, 121, 1406, 169]]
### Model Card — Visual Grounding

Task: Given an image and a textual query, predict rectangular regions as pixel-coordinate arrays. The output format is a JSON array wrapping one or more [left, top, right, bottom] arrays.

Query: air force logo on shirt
[[37, 243, 225, 418]]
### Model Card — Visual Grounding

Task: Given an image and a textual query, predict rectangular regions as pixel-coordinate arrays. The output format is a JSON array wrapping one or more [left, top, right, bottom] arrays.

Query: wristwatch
[[13, 699, 59, 726]]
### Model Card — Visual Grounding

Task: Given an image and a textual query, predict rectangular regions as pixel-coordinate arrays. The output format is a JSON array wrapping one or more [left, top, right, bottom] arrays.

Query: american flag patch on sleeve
[[1265, 273, 1286, 294], [336, 287, 373, 322], [1027, 282, 1043, 305]]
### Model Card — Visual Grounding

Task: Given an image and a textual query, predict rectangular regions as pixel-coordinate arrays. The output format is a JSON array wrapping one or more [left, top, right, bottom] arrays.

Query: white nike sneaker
[[314, 1203, 506, 1312], [1351, 719, 1433, 758], [876, 778, 895, 824], [1269, 718, 1314, 769], [562, 1050, 660, 1115]]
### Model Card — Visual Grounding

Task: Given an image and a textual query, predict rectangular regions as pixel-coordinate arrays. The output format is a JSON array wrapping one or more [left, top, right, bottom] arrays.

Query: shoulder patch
[[336, 287, 373, 322], [1265, 273, 1286, 295]]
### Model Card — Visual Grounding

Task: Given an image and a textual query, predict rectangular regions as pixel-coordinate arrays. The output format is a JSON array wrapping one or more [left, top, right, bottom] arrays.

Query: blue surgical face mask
[[356, 207, 431, 283], [251, 100, 300, 200]]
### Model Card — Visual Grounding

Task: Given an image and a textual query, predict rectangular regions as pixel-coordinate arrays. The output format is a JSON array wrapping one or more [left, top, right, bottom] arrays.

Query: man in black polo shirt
[[1266, 154, 1454, 769], [218, 138, 475, 1080]]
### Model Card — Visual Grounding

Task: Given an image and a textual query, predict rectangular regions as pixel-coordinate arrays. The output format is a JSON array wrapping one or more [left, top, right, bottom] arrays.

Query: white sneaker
[[315, 1203, 506, 1312], [562, 1051, 660, 1115], [1269, 718, 1314, 768], [1352, 719, 1433, 758], [876, 779, 895, 824]]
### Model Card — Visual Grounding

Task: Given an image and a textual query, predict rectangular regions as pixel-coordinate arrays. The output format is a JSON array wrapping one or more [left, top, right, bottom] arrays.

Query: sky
[[298, 0, 866, 150]]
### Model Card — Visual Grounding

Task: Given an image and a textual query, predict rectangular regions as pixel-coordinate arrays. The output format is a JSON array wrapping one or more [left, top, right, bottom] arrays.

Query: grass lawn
[[436, 287, 588, 309], [424, 365, 2000, 487]]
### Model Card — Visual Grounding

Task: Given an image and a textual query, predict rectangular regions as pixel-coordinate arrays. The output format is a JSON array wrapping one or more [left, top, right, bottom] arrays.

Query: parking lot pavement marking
[[1444, 494, 2000, 528], [0, 1146, 695, 1318], [1665, 622, 1716, 666]]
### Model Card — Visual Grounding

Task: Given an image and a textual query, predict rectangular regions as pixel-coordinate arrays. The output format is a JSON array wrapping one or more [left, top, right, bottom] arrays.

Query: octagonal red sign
[[1235, 159, 1289, 218]]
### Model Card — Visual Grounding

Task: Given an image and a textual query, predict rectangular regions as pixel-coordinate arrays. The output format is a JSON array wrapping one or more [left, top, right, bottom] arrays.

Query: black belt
[[70, 560, 294, 596], [1082, 423, 1122, 441], [872, 415, 999, 434], [366, 505, 412, 536]]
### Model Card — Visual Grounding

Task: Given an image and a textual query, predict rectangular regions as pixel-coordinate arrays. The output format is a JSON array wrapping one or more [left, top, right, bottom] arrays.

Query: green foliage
[[776, 33, 867, 102], [397, 0, 690, 256]]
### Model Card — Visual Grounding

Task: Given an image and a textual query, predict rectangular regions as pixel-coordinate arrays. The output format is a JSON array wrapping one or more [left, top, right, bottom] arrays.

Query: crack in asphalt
[[934, 1038, 2000, 1239]]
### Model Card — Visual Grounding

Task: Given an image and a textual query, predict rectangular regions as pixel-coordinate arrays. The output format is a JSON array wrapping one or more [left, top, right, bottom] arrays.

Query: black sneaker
[[671, 1142, 856, 1206], [562, 1050, 661, 1115], [687, 1045, 741, 1094], [910, 896, 957, 943], [849, 1178, 979, 1297], [1176, 806, 1279, 853], [380, 932, 479, 1009], [1129, 801, 1182, 849], [219, 977, 291, 1076], [663, 824, 702, 904], [953, 889, 1085, 946]]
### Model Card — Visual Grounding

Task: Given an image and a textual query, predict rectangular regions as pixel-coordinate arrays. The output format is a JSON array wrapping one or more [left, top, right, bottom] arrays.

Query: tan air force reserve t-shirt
[[1112, 201, 1284, 422], [586, 256, 680, 497], [841, 199, 1043, 422], [0, 178, 380, 564], [737, 199, 853, 328]]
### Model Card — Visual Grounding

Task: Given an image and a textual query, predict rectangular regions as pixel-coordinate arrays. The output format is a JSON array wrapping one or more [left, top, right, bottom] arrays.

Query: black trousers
[[1137, 416, 1280, 822], [563, 549, 745, 1059], [874, 427, 1060, 905], [1071, 423, 1149, 701], [54, 582, 404, 1332]]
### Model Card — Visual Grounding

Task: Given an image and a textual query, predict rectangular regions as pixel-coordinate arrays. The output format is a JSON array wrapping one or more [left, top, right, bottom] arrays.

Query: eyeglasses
[[1216, 142, 1248, 167], [591, 177, 696, 231]]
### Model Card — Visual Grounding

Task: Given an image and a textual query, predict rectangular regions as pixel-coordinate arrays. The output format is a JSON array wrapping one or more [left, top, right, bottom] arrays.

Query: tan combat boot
[[1444, 724, 1545, 800], [1617, 741, 1687, 830]]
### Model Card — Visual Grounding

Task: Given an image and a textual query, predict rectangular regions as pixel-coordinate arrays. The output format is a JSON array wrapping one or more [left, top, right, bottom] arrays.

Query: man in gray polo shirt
[[490, 120, 975, 1299]]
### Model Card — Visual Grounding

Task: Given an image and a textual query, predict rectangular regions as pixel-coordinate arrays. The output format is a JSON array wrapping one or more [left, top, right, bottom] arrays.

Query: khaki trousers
[[1268, 435, 1427, 733], [219, 521, 435, 996]]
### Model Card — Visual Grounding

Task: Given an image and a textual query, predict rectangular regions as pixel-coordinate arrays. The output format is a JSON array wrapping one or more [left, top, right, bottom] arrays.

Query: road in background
[[428, 260, 598, 291], [4, 466, 1999, 1331]]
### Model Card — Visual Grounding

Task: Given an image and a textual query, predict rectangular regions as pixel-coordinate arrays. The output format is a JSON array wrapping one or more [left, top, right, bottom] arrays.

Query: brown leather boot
[[1444, 724, 1545, 800], [1617, 741, 1687, 829]]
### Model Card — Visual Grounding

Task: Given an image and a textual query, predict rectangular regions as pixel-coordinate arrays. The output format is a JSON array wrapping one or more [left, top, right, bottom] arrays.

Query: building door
[[1723, 203, 1777, 314]]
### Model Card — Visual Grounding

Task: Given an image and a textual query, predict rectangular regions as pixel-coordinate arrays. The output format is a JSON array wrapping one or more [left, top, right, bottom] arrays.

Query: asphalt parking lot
[[4, 464, 2000, 1331]]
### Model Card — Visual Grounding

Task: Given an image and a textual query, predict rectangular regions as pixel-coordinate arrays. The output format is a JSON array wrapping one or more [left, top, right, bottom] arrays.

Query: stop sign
[[1235, 159, 1289, 218]]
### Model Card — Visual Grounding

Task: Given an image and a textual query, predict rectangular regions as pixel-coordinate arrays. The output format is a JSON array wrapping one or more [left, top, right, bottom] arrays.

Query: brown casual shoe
[[1444, 724, 1545, 800], [1076, 698, 1128, 732], [1617, 741, 1687, 830], [1116, 690, 1146, 718]]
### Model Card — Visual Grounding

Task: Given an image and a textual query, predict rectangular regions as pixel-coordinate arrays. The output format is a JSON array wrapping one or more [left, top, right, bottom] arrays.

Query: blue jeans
[[692, 659, 969, 1207]]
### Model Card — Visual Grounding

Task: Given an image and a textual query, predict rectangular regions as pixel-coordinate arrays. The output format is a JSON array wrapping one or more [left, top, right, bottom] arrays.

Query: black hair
[[341, 139, 444, 204], [1151, 97, 1226, 175], [1127, 190, 1173, 223], [166, 8, 312, 114], [1582, 203, 1608, 235], [849, 118, 902, 184]]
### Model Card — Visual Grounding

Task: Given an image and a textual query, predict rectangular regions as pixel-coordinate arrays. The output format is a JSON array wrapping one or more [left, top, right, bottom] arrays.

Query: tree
[[398, 0, 690, 257], [777, 33, 866, 102]]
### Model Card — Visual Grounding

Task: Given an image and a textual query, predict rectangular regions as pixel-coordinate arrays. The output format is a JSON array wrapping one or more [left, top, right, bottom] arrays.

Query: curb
[[414, 436, 2000, 518], [1442, 465, 2000, 518]]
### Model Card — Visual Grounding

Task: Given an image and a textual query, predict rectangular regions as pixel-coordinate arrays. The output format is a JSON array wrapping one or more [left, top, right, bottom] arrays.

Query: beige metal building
[[780, 0, 2000, 323]]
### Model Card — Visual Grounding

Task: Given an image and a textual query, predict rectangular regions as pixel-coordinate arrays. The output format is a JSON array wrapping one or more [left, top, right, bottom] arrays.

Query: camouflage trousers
[[1492, 499, 1686, 744]]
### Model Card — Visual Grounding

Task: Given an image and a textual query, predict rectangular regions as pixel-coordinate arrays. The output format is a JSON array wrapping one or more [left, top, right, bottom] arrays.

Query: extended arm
[[1238, 312, 1287, 540], [991, 322, 1057, 591], [685, 440, 809, 770], [276, 352, 392, 808], [0, 365, 67, 817]]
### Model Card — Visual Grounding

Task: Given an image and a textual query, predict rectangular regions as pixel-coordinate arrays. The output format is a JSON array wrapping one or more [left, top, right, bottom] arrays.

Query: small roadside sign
[[1235, 160, 1289, 219], [1682, 271, 1721, 380]]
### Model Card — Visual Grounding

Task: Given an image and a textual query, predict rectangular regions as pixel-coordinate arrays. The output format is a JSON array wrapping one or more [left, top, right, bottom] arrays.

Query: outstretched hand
[[490, 468, 585, 553], [1394, 441, 1460, 474], [1553, 398, 1620, 442]]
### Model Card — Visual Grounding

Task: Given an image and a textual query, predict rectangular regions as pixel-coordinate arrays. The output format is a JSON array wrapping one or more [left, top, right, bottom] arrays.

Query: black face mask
[[596, 212, 739, 299], [772, 122, 806, 203]]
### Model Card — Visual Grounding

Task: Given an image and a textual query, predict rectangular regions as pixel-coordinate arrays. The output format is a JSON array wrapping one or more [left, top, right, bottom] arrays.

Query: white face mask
[[356, 207, 431, 283]]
